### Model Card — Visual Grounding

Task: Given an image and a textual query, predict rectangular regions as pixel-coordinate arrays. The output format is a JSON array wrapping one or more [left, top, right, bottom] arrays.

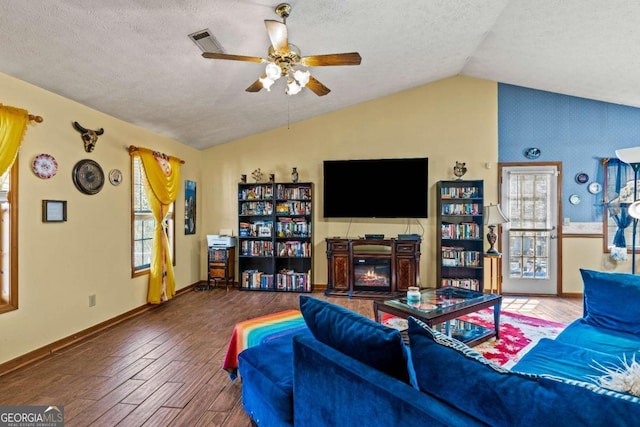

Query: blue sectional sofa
[[238, 269, 640, 426]]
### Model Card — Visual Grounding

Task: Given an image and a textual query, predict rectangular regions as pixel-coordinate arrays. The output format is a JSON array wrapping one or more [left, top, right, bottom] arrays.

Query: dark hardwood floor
[[0, 288, 582, 426]]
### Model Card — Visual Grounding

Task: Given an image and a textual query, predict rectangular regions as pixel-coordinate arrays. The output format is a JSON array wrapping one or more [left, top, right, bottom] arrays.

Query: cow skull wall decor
[[73, 121, 104, 153]]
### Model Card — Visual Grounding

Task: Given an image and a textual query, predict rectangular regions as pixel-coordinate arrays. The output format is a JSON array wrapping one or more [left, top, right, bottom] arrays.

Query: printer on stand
[[207, 234, 236, 248]]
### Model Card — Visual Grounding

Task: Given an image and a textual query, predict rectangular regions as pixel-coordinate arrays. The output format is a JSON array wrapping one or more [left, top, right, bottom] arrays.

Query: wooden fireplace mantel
[[325, 237, 421, 298]]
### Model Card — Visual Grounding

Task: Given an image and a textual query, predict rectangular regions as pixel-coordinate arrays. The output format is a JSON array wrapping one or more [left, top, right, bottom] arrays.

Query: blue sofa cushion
[[408, 317, 640, 427], [238, 331, 310, 427], [299, 295, 410, 383], [556, 319, 640, 357], [292, 334, 487, 427], [513, 337, 627, 381], [580, 269, 640, 335]]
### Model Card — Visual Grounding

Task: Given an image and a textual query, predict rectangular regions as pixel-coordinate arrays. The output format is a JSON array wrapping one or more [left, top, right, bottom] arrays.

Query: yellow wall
[[0, 72, 605, 367], [201, 76, 500, 288], [0, 72, 203, 364]]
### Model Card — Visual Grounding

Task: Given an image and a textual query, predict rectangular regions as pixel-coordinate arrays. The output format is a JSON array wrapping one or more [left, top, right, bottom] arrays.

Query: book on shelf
[[441, 203, 480, 215], [440, 186, 480, 199]]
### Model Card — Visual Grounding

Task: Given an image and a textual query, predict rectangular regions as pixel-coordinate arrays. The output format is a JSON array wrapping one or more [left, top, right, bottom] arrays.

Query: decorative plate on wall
[[32, 153, 58, 179], [524, 147, 541, 159], [109, 169, 123, 186], [569, 194, 581, 205], [575, 172, 589, 184], [588, 182, 602, 194]]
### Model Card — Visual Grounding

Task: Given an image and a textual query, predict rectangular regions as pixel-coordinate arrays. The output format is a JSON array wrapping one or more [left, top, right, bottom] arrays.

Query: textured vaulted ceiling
[[2, 0, 640, 150]]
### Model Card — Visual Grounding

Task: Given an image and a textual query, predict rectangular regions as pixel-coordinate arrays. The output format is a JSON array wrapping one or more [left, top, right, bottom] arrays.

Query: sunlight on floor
[[501, 297, 541, 313]]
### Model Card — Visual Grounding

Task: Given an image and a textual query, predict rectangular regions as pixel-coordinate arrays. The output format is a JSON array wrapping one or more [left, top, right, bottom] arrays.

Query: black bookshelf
[[238, 182, 313, 292], [436, 180, 485, 292]]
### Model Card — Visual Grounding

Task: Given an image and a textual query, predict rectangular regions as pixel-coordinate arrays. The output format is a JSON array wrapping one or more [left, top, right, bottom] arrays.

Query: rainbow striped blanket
[[222, 309, 307, 380]]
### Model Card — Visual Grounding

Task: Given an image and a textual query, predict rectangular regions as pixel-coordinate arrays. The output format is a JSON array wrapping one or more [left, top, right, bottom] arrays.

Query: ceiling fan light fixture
[[259, 75, 275, 91], [265, 62, 282, 80], [286, 77, 302, 95], [293, 69, 310, 87]]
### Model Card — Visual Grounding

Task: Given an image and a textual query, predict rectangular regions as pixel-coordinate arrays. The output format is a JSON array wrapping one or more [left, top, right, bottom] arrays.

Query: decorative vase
[[291, 167, 299, 183]]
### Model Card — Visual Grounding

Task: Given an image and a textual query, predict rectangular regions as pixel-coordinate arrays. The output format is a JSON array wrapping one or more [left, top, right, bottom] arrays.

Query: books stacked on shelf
[[441, 223, 481, 240], [239, 220, 273, 237], [441, 247, 481, 267], [441, 203, 480, 215], [240, 240, 274, 256], [240, 201, 274, 216], [276, 217, 311, 237], [275, 201, 312, 215], [238, 181, 313, 294], [241, 270, 275, 289], [276, 241, 312, 257], [239, 185, 273, 200], [276, 184, 312, 200], [276, 269, 311, 292], [208, 249, 228, 261], [441, 278, 481, 291], [440, 186, 480, 199]]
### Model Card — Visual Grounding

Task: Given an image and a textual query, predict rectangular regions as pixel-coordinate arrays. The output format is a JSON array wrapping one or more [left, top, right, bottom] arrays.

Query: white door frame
[[498, 162, 563, 295]]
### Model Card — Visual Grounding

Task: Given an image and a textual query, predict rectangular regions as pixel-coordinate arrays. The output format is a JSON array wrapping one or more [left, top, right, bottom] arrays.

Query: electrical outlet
[[89, 294, 96, 307]]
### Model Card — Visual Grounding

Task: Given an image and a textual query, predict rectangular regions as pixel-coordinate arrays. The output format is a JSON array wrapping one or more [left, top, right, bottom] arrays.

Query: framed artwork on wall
[[42, 200, 67, 222], [185, 180, 196, 235]]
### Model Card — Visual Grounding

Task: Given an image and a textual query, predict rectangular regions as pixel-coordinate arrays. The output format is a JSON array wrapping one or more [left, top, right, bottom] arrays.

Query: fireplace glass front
[[353, 257, 391, 292]]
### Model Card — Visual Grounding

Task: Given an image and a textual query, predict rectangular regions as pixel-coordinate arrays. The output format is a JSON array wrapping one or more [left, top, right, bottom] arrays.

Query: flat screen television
[[323, 157, 428, 218]]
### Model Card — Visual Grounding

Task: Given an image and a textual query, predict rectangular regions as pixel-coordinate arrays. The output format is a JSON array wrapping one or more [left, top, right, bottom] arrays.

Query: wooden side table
[[208, 246, 236, 290], [484, 254, 502, 294]]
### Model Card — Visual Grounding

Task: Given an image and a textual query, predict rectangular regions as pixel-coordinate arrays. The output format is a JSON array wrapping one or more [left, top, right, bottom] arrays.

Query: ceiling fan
[[202, 3, 361, 96]]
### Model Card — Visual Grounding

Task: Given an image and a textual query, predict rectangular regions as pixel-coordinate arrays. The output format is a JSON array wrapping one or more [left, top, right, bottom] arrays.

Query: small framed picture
[[42, 200, 67, 222]]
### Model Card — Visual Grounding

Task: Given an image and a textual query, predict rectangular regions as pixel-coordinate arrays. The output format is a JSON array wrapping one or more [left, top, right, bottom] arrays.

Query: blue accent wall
[[498, 83, 640, 222]]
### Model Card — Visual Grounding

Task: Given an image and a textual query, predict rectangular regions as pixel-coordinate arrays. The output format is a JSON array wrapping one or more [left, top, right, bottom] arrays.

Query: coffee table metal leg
[[493, 299, 502, 339]]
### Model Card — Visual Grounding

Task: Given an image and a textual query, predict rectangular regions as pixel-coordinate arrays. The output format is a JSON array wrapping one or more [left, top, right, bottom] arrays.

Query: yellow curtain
[[131, 147, 182, 304], [0, 105, 29, 177]]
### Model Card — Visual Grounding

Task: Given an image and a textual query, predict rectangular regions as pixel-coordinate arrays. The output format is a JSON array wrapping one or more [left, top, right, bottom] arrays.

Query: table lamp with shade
[[484, 203, 509, 255]]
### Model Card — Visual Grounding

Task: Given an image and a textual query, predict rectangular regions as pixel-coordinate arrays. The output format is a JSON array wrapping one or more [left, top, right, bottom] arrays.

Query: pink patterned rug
[[462, 309, 567, 368]]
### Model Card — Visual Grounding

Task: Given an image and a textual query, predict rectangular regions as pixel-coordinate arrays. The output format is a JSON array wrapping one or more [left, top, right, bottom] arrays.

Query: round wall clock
[[72, 159, 105, 195], [32, 153, 58, 179]]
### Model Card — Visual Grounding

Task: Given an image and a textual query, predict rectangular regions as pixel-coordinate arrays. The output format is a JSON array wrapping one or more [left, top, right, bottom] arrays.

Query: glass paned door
[[501, 165, 559, 294]]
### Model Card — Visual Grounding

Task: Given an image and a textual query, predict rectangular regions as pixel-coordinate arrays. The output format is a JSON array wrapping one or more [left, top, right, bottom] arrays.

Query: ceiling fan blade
[[202, 52, 265, 63], [306, 76, 331, 96], [264, 20, 290, 54], [300, 52, 362, 67], [245, 77, 265, 92]]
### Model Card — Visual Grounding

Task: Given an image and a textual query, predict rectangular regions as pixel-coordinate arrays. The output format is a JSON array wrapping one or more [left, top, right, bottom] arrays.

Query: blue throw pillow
[[407, 316, 640, 426], [580, 269, 640, 335], [299, 296, 410, 383]]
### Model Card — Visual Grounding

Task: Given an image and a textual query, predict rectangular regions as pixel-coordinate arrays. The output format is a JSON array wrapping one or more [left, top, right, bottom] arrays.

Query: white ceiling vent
[[189, 29, 224, 53]]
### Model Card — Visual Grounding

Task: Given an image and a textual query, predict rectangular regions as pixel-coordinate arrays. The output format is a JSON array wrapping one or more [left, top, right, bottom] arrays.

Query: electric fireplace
[[353, 257, 391, 292]]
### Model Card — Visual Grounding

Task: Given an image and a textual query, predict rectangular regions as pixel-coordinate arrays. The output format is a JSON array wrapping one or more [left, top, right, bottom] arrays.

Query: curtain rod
[[28, 114, 43, 123], [128, 145, 185, 164]]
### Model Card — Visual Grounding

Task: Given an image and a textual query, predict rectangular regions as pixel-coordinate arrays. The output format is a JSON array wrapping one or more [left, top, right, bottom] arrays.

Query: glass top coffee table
[[373, 286, 502, 347]]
